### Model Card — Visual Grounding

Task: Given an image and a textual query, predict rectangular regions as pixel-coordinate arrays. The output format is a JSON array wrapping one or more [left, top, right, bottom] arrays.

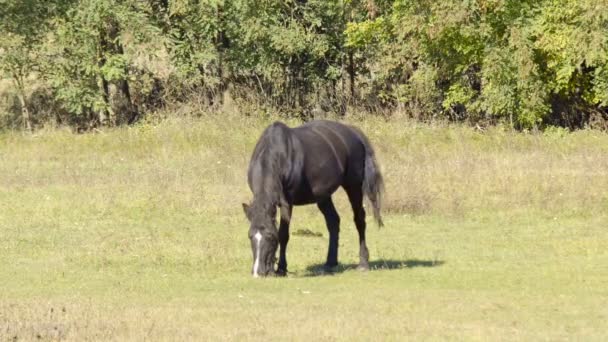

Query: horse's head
[[242, 202, 278, 277]]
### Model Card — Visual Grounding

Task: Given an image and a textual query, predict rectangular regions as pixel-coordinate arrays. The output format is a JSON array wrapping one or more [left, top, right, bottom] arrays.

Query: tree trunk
[[13, 75, 32, 132], [18, 93, 32, 132], [97, 28, 112, 126], [116, 43, 139, 124], [340, 55, 346, 115], [217, 45, 224, 107], [349, 50, 355, 103], [216, 4, 226, 107], [297, 63, 305, 111], [97, 75, 111, 126], [108, 21, 139, 124], [121, 79, 139, 124], [347, 2, 356, 106]]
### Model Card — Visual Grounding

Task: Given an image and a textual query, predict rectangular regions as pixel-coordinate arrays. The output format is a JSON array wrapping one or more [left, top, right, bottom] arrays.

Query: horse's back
[[290, 120, 367, 201], [294, 120, 364, 151]]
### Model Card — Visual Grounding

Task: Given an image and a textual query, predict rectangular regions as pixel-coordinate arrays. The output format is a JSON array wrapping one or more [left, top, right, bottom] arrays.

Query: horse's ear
[[242, 203, 251, 221]]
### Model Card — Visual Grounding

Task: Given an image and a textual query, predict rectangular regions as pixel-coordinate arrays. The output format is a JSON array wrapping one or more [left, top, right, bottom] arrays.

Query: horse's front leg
[[277, 204, 292, 276]]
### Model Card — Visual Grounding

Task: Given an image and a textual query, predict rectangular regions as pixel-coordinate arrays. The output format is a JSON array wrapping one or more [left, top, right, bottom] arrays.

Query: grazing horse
[[242, 120, 384, 277]]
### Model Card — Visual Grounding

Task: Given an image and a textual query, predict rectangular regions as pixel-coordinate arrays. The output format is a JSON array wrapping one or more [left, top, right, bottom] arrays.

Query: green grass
[[1, 115, 607, 340]]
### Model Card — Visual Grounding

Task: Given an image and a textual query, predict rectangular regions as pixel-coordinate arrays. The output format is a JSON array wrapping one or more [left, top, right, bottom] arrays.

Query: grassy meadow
[[0, 115, 607, 340]]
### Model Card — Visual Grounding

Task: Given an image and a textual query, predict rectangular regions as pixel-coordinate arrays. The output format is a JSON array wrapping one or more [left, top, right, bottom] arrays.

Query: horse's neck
[[252, 146, 285, 196], [253, 176, 281, 205], [251, 130, 290, 208], [251, 190, 278, 219]]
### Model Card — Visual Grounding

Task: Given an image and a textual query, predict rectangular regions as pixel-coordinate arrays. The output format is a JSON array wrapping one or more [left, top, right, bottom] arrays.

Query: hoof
[[323, 263, 338, 273], [357, 263, 370, 272], [276, 269, 288, 277]]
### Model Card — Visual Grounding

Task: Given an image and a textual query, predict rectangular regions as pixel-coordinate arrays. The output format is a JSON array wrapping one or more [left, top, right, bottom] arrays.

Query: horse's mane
[[247, 122, 292, 229]]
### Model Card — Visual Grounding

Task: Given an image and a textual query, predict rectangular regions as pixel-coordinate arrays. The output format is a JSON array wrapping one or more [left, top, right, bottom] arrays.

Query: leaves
[[2, 0, 608, 129]]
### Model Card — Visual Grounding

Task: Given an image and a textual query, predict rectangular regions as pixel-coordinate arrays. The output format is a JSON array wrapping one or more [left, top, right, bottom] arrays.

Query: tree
[[0, 0, 67, 131], [164, 0, 233, 106], [230, 0, 346, 114], [45, 0, 159, 126], [3, 0, 608, 130], [532, 0, 608, 128]]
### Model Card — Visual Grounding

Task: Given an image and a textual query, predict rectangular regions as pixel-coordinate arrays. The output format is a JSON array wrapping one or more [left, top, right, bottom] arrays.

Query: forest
[[1, 0, 608, 131]]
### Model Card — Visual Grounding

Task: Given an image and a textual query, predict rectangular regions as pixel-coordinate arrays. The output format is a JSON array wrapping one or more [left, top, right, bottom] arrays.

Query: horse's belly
[[291, 172, 342, 205]]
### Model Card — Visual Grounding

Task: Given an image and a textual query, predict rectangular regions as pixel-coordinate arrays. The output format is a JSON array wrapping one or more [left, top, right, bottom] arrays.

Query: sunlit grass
[[0, 115, 607, 340]]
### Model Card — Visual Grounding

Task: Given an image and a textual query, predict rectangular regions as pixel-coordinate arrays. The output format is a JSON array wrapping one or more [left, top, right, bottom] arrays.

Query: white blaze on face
[[252, 231, 263, 277]]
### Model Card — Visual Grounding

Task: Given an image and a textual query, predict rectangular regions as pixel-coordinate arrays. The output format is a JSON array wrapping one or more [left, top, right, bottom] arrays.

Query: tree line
[[1, 0, 607, 131]]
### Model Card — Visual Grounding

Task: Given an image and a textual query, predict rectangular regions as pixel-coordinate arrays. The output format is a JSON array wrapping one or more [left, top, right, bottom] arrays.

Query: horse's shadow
[[303, 259, 445, 277]]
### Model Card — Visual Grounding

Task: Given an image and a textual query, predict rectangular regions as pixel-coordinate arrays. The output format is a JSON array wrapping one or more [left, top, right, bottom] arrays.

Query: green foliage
[[0, 33, 29, 81], [532, 0, 608, 107], [165, 0, 227, 88], [0, 1, 62, 89], [230, 0, 345, 108], [1, 0, 608, 130], [44, 0, 159, 118], [345, 17, 386, 48]]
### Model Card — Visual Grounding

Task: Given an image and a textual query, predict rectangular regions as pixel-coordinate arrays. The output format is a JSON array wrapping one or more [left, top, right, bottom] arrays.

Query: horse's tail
[[360, 132, 384, 227]]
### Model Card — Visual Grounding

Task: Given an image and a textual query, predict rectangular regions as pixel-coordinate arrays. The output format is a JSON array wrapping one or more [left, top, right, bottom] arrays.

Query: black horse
[[242, 120, 384, 277]]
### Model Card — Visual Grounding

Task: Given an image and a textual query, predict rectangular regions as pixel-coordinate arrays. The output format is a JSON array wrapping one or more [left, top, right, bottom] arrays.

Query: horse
[[242, 120, 384, 277]]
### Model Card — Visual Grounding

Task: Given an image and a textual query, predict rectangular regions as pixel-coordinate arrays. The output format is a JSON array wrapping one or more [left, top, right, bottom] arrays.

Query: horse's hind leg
[[346, 187, 369, 271], [317, 198, 340, 269]]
